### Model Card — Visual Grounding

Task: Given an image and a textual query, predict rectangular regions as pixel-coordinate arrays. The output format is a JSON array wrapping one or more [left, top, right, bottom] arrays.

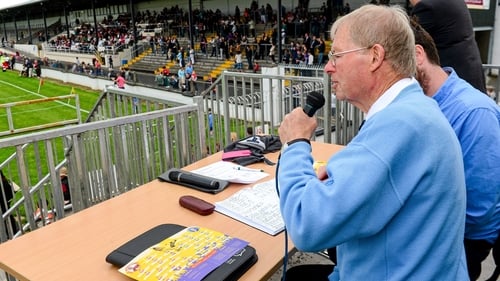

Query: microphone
[[303, 92, 326, 117], [169, 171, 220, 190]]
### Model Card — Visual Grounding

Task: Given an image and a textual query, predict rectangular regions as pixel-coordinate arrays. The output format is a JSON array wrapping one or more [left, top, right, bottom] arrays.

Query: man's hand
[[316, 166, 328, 180], [278, 107, 318, 144]]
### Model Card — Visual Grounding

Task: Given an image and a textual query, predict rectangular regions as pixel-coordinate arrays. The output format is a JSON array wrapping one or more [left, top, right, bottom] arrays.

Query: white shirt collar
[[365, 78, 417, 120]]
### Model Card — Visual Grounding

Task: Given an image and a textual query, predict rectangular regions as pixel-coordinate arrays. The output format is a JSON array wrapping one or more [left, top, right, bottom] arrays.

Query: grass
[[0, 70, 100, 134], [0, 70, 101, 162]]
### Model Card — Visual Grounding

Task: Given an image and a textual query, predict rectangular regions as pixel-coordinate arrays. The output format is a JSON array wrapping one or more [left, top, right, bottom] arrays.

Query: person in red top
[[162, 67, 170, 76], [253, 61, 260, 73]]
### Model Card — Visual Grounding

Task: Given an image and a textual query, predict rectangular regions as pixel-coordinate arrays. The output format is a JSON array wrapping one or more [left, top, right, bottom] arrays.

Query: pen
[[233, 166, 264, 172]]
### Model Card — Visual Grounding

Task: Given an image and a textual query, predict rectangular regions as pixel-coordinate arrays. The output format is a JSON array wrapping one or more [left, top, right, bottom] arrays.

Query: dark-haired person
[[1, 170, 17, 237], [411, 18, 500, 281]]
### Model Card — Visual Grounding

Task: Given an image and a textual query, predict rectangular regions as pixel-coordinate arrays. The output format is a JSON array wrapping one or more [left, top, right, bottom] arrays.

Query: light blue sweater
[[278, 83, 469, 280]]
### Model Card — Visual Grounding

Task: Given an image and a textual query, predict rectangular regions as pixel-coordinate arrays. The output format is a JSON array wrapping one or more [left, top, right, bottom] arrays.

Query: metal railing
[[0, 93, 205, 244], [199, 64, 363, 153], [0, 94, 81, 137]]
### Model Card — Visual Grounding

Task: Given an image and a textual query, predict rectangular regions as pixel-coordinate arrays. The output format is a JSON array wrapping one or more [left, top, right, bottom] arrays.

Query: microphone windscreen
[[169, 171, 181, 181], [303, 92, 326, 117], [169, 170, 220, 190]]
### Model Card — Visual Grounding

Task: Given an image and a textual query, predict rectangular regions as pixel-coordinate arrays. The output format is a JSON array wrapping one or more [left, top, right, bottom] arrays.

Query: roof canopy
[[0, 0, 45, 11]]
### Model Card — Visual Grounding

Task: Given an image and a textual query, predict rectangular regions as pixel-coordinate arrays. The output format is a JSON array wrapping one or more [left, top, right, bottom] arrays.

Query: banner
[[465, 0, 490, 9]]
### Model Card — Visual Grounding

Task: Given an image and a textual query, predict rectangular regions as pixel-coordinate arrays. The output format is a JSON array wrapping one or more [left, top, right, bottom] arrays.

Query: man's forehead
[[331, 26, 349, 48]]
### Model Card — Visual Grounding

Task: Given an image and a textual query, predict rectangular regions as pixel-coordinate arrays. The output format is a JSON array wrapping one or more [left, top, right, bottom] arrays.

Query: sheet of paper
[[214, 179, 284, 236], [191, 161, 269, 184]]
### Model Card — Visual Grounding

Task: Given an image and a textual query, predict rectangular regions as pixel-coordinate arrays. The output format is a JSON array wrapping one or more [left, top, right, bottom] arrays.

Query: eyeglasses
[[328, 47, 369, 66]]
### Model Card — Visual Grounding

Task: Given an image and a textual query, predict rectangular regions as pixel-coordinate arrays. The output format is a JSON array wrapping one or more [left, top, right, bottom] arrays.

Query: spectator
[[234, 50, 243, 72], [108, 68, 117, 80], [246, 126, 254, 136], [108, 56, 113, 69], [317, 37, 326, 64], [168, 74, 179, 89], [190, 70, 198, 94], [124, 68, 132, 81], [410, 0, 486, 93], [185, 63, 193, 92], [208, 108, 214, 135], [72, 57, 80, 73], [279, 5, 468, 280], [94, 58, 102, 76], [176, 48, 183, 67], [114, 72, 126, 89], [245, 45, 254, 70], [343, 3, 351, 14], [161, 66, 170, 77], [1, 170, 17, 236], [59, 167, 71, 205], [178, 66, 186, 91], [269, 43, 276, 64], [33, 60, 41, 77], [200, 34, 207, 55], [253, 60, 260, 73], [210, 36, 218, 57], [219, 37, 226, 60], [189, 46, 195, 65], [411, 18, 500, 281], [155, 71, 165, 86], [248, 19, 256, 38]]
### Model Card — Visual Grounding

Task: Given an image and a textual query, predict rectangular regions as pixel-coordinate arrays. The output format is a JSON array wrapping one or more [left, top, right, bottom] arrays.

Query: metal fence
[[0, 93, 205, 245], [200, 64, 363, 152], [0, 94, 82, 137]]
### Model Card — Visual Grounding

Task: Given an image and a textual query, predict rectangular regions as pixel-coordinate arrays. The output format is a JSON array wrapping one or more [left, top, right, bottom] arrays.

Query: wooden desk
[[0, 142, 343, 281]]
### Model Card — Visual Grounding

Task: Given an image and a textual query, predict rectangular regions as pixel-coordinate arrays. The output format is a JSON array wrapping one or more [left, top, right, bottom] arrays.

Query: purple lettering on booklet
[[179, 238, 249, 281]]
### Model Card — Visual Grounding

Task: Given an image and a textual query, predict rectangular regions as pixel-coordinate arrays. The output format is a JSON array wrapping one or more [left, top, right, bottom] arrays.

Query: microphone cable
[[275, 153, 289, 281], [276, 91, 325, 281]]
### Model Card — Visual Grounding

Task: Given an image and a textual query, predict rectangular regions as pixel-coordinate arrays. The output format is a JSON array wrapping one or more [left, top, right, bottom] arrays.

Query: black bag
[[222, 135, 282, 166], [105, 224, 258, 281]]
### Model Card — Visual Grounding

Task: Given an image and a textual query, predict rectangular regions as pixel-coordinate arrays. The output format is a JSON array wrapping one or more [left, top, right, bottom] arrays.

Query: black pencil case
[[158, 168, 229, 194]]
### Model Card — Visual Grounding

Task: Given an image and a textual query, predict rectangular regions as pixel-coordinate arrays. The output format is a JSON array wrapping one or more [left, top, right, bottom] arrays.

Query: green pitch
[[0, 70, 101, 135]]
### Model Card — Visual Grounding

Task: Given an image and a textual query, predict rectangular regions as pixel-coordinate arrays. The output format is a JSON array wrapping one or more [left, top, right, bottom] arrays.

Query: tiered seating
[[124, 23, 332, 82], [123, 49, 164, 73]]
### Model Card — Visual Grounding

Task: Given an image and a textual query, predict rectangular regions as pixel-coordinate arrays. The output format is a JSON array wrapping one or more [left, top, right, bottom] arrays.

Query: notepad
[[191, 161, 270, 184], [214, 179, 285, 235]]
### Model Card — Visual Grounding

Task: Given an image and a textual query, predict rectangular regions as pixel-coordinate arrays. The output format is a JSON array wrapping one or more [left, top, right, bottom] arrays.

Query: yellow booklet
[[119, 226, 248, 281]]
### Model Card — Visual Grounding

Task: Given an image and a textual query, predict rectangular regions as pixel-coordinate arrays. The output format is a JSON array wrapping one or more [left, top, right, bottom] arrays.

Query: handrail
[[0, 96, 205, 244]]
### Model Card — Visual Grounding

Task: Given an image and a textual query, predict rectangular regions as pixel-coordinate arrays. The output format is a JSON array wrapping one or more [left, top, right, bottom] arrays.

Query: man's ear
[[415, 44, 425, 67], [369, 44, 385, 71]]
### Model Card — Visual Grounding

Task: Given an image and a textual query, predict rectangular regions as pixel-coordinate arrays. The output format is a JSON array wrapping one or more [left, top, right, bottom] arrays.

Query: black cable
[[275, 153, 288, 281]]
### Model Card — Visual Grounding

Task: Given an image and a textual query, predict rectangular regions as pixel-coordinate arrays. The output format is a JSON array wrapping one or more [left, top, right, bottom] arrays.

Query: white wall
[[12, 44, 40, 57]]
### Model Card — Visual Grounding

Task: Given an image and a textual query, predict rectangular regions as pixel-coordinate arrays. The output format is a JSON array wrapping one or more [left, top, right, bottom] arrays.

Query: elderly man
[[278, 4, 468, 280]]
